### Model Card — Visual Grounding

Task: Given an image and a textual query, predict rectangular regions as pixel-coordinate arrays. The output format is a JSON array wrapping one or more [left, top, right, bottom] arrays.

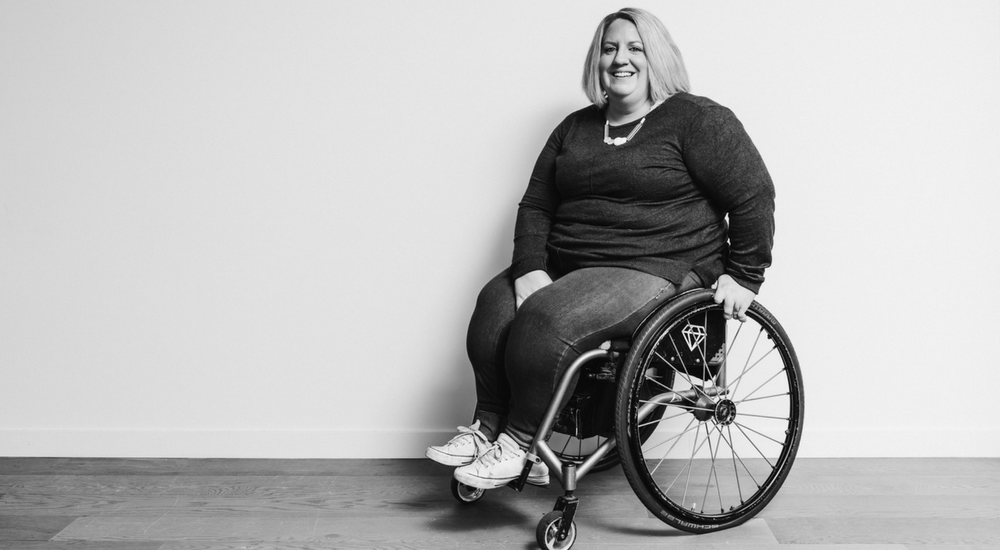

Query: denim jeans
[[466, 267, 701, 446]]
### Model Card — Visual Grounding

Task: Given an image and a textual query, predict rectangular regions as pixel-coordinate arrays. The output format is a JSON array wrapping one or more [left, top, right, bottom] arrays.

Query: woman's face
[[599, 19, 649, 107]]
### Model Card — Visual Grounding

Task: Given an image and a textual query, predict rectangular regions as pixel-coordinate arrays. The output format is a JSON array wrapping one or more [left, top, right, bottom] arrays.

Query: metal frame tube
[[528, 349, 610, 486]]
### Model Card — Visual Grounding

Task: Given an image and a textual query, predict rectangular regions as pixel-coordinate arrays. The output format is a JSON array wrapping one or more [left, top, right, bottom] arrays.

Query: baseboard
[[0, 429, 456, 459], [1, 427, 997, 458], [796, 427, 1000, 458]]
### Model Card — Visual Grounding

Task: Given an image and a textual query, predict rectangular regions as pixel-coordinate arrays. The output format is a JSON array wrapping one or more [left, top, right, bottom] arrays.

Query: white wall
[[1, 0, 998, 458]]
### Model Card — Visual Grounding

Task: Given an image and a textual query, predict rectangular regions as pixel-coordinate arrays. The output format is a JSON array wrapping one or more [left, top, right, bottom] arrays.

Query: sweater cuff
[[511, 257, 548, 281], [726, 270, 763, 294]]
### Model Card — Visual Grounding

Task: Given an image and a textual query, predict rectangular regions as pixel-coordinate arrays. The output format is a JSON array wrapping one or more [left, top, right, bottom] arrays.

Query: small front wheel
[[450, 478, 485, 504], [536, 510, 577, 550]]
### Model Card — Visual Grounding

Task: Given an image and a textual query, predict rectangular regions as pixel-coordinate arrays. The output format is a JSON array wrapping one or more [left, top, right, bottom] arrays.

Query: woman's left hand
[[712, 274, 756, 322]]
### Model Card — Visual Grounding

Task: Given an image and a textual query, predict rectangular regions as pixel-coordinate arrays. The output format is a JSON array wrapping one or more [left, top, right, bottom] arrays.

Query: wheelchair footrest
[[507, 452, 543, 492]]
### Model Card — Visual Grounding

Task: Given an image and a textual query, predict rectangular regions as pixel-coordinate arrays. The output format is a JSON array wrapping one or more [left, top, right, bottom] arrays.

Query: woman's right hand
[[514, 270, 553, 309]]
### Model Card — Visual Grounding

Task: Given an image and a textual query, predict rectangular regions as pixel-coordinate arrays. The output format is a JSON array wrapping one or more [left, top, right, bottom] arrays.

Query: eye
[[629, 46, 644, 53], [602, 46, 616, 54]]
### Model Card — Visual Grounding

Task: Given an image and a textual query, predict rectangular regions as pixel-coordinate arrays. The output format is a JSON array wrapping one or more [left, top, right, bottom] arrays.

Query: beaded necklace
[[603, 99, 665, 146]]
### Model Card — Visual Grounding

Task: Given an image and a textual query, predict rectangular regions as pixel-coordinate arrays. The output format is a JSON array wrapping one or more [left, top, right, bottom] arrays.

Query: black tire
[[614, 290, 804, 533], [535, 510, 577, 550]]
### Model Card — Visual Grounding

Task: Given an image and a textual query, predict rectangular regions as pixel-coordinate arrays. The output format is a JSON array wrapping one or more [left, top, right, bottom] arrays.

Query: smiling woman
[[424, 6, 777, 493]]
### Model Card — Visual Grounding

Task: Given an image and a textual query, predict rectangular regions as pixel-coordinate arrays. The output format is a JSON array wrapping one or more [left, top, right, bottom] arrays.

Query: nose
[[613, 46, 630, 66]]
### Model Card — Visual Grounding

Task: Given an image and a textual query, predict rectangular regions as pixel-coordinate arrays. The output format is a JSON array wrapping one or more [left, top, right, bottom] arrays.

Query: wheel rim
[[451, 479, 484, 503], [458, 484, 483, 502], [625, 301, 803, 526]]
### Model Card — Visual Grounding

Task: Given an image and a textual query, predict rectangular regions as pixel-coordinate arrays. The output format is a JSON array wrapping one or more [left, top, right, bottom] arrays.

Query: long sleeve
[[682, 105, 775, 293], [511, 121, 568, 280]]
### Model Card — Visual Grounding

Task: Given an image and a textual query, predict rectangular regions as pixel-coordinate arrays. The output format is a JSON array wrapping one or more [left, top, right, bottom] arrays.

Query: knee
[[510, 296, 567, 344], [505, 304, 571, 376]]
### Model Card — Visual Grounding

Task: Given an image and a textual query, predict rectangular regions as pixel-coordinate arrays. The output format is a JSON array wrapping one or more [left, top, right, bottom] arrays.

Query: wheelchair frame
[[451, 288, 804, 550]]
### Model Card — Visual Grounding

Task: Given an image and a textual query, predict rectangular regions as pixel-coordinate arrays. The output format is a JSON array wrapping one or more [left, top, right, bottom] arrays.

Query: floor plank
[[0, 516, 79, 542], [0, 543, 161, 549], [766, 517, 1000, 545]]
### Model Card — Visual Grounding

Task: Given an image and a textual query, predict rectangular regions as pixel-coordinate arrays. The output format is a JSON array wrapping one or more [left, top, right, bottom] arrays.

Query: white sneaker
[[453, 432, 549, 489], [425, 421, 491, 466]]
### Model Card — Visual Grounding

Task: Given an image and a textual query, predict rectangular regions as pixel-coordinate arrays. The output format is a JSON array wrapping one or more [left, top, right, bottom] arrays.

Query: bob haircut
[[582, 7, 690, 108]]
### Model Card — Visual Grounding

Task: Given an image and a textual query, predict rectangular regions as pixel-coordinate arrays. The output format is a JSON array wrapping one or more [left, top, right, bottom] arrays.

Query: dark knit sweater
[[511, 92, 775, 293]]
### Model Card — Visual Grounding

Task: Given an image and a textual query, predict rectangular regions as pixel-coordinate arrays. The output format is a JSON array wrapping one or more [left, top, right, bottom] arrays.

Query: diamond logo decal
[[682, 323, 706, 352]]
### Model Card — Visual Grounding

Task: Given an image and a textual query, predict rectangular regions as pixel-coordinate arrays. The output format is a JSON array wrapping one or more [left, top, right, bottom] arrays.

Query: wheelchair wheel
[[450, 478, 485, 504], [615, 291, 803, 533], [536, 510, 577, 550]]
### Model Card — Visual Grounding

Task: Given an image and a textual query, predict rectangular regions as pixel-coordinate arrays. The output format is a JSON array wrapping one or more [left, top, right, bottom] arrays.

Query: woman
[[427, 7, 775, 490]]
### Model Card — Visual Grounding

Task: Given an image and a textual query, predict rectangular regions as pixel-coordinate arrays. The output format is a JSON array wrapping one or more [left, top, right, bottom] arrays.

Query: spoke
[[733, 421, 776, 469], [647, 416, 698, 474], [665, 336, 714, 402], [726, 318, 744, 358], [692, 311, 716, 389], [652, 347, 689, 386], [726, 344, 778, 396], [682, 423, 701, 507], [638, 408, 690, 429], [662, 421, 710, 492], [643, 367, 676, 392], [727, 424, 744, 504], [559, 433, 571, 457], [734, 421, 787, 446], [701, 425, 724, 514], [715, 422, 761, 488], [737, 412, 790, 422], [729, 327, 764, 397], [735, 367, 786, 404], [736, 392, 789, 405]]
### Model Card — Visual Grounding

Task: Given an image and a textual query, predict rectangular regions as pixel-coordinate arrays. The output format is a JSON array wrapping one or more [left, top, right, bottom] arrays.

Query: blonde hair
[[582, 7, 690, 108]]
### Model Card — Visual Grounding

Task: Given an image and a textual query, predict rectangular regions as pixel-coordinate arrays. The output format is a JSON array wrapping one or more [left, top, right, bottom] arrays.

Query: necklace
[[604, 118, 645, 146], [603, 99, 665, 146]]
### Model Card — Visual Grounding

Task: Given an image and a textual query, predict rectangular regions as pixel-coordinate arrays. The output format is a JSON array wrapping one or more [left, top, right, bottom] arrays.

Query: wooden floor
[[0, 457, 997, 549]]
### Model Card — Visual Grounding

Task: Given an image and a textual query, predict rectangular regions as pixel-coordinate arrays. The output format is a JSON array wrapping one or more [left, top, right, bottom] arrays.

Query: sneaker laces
[[443, 421, 490, 457], [477, 434, 523, 468]]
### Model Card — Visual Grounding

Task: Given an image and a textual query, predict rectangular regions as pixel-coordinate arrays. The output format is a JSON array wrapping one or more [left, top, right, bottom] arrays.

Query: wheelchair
[[448, 288, 804, 550]]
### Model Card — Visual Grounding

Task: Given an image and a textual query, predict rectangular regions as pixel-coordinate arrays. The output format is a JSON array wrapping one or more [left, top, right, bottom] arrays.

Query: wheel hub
[[714, 399, 737, 425]]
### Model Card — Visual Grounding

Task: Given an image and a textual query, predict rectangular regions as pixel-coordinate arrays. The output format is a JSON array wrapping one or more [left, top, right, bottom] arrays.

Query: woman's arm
[[683, 104, 776, 320], [510, 117, 572, 293]]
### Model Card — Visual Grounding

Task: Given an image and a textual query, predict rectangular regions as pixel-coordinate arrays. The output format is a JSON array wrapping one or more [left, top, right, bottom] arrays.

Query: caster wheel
[[450, 478, 485, 504], [536, 510, 577, 550]]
